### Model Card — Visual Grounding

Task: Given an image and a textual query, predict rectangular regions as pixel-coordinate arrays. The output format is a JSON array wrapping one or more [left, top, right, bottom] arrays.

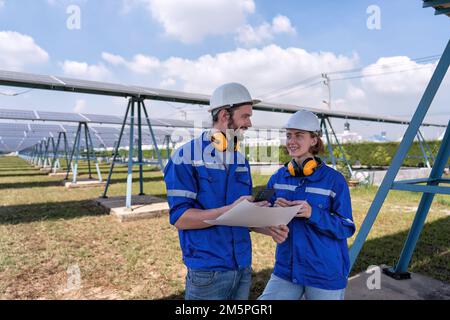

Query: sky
[[0, 0, 449, 141]]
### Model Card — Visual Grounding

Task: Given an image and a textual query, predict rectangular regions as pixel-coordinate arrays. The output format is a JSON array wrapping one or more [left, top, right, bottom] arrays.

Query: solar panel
[[0, 108, 37, 120], [60, 125, 79, 132], [0, 131, 26, 137], [29, 124, 63, 132], [57, 77, 144, 96], [37, 111, 87, 122], [0, 70, 63, 87], [152, 118, 195, 128], [82, 114, 123, 124], [0, 123, 29, 131], [91, 126, 120, 134]]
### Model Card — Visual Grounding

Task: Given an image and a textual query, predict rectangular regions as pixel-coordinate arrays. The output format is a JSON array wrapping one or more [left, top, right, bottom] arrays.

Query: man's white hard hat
[[284, 109, 322, 136], [208, 82, 261, 113]]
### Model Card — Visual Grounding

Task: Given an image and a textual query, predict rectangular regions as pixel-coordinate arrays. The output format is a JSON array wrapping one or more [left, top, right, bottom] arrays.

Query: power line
[[262, 81, 324, 101], [331, 65, 435, 82], [327, 54, 440, 76], [257, 53, 441, 101]]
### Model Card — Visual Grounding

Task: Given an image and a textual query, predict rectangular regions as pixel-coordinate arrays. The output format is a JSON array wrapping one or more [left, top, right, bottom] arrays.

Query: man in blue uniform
[[163, 83, 288, 300]]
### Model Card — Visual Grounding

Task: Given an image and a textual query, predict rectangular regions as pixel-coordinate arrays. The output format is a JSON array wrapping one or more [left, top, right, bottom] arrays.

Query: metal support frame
[[64, 122, 102, 184], [349, 40, 450, 279], [319, 116, 353, 176], [37, 140, 46, 167], [164, 134, 171, 160], [42, 136, 55, 169], [51, 131, 70, 173], [101, 97, 164, 209], [416, 130, 435, 168]]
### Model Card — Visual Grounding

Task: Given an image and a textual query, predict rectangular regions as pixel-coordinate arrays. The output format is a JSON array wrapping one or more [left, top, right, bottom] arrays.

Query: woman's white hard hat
[[284, 109, 322, 136]]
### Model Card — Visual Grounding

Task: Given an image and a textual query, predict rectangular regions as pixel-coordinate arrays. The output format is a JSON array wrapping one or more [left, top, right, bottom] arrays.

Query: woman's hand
[[254, 200, 270, 207], [275, 198, 312, 219], [292, 200, 312, 219], [274, 197, 295, 207], [267, 225, 289, 244]]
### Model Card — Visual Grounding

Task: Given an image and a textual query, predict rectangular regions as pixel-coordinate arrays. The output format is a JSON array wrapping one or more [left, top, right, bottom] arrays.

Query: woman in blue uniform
[[259, 110, 356, 300]]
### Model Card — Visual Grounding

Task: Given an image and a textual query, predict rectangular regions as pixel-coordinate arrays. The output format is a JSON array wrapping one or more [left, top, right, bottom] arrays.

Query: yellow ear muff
[[286, 158, 318, 177], [211, 132, 239, 152], [287, 161, 296, 176], [234, 137, 240, 151], [211, 132, 227, 152], [302, 159, 318, 176]]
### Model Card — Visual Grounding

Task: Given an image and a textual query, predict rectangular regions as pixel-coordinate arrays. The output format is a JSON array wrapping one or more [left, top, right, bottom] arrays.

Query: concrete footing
[[64, 179, 106, 188], [96, 195, 169, 222], [352, 167, 432, 186], [49, 172, 67, 176], [346, 265, 450, 300]]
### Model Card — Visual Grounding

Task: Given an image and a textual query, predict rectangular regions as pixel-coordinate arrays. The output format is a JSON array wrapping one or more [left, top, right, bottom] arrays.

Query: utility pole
[[322, 73, 331, 110]]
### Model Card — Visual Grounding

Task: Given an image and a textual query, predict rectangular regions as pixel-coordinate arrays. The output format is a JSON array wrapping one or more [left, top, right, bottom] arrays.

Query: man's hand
[[229, 195, 254, 210], [267, 225, 289, 244]]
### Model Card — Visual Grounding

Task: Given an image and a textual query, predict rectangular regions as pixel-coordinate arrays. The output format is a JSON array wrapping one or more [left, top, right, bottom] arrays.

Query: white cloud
[[102, 52, 160, 74], [61, 60, 111, 81], [236, 15, 296, 46], [361, 56, 436, 94], [271, 15, 296, 34], [99, 45, 357, 111], [124, 0, 256, 43], [0, 1, 5, 9], [73, 99, 86, 113], [0, 31, 49, 70], [93, 47, 449, 131], [162, 45, 357, 104]]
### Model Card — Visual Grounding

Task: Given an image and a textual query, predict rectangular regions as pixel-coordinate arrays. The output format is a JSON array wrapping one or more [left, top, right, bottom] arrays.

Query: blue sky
[[0, 0, 449, 140]]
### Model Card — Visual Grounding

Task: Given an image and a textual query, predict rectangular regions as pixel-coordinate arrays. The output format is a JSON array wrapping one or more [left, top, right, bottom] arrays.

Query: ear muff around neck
[[286, 157, 319, 177], [211, 131, 239, 152]]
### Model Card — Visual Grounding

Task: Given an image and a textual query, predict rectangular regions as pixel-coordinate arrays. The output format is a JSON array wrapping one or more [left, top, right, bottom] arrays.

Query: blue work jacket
[[163, 131, 253, 271], [267, 163, 356, 290]]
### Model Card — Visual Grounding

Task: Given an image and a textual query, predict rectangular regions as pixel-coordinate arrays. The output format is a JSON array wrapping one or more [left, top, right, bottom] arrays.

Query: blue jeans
[[258, 274, 345, 300], [185, 267, 252, 300]]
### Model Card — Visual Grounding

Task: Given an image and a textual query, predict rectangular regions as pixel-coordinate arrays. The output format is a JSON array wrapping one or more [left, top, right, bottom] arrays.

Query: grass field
[[0, 155, 448, 300]]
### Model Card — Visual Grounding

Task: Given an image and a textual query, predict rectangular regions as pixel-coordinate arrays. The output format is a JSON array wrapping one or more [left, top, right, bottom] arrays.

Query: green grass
[[0, 156, 448, 299]]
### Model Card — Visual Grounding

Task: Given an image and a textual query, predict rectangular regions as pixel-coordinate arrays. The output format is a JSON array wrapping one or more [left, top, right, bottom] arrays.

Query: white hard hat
[[208, 82, 261, 113], [284, 109, 322, 136]]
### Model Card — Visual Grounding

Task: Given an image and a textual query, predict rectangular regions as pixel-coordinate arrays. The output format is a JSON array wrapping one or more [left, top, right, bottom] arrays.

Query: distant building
[[333, 121, 363, 144], [368, 131, 390, 143]]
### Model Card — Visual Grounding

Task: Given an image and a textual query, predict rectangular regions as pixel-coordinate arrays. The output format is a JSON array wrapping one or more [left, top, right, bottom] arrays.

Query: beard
[[227, 118, 247, 141]]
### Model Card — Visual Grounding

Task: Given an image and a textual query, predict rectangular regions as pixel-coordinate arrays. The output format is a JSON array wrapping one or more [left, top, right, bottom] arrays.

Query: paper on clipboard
[[204, 200, 301, 228]]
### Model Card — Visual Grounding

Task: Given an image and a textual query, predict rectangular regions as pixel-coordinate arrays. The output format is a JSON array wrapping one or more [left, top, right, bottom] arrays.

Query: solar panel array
[[0, 69, 446, 128], [0, 121, 193, 152], [37, 111, 87, 122], [0, 108, 37, 120], [0, 107, 197, 128]]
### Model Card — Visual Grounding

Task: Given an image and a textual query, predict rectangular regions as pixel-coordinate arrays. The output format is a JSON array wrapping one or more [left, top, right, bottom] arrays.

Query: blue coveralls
[[266, 163, 356, 290], [163, 131, 253, 271]]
